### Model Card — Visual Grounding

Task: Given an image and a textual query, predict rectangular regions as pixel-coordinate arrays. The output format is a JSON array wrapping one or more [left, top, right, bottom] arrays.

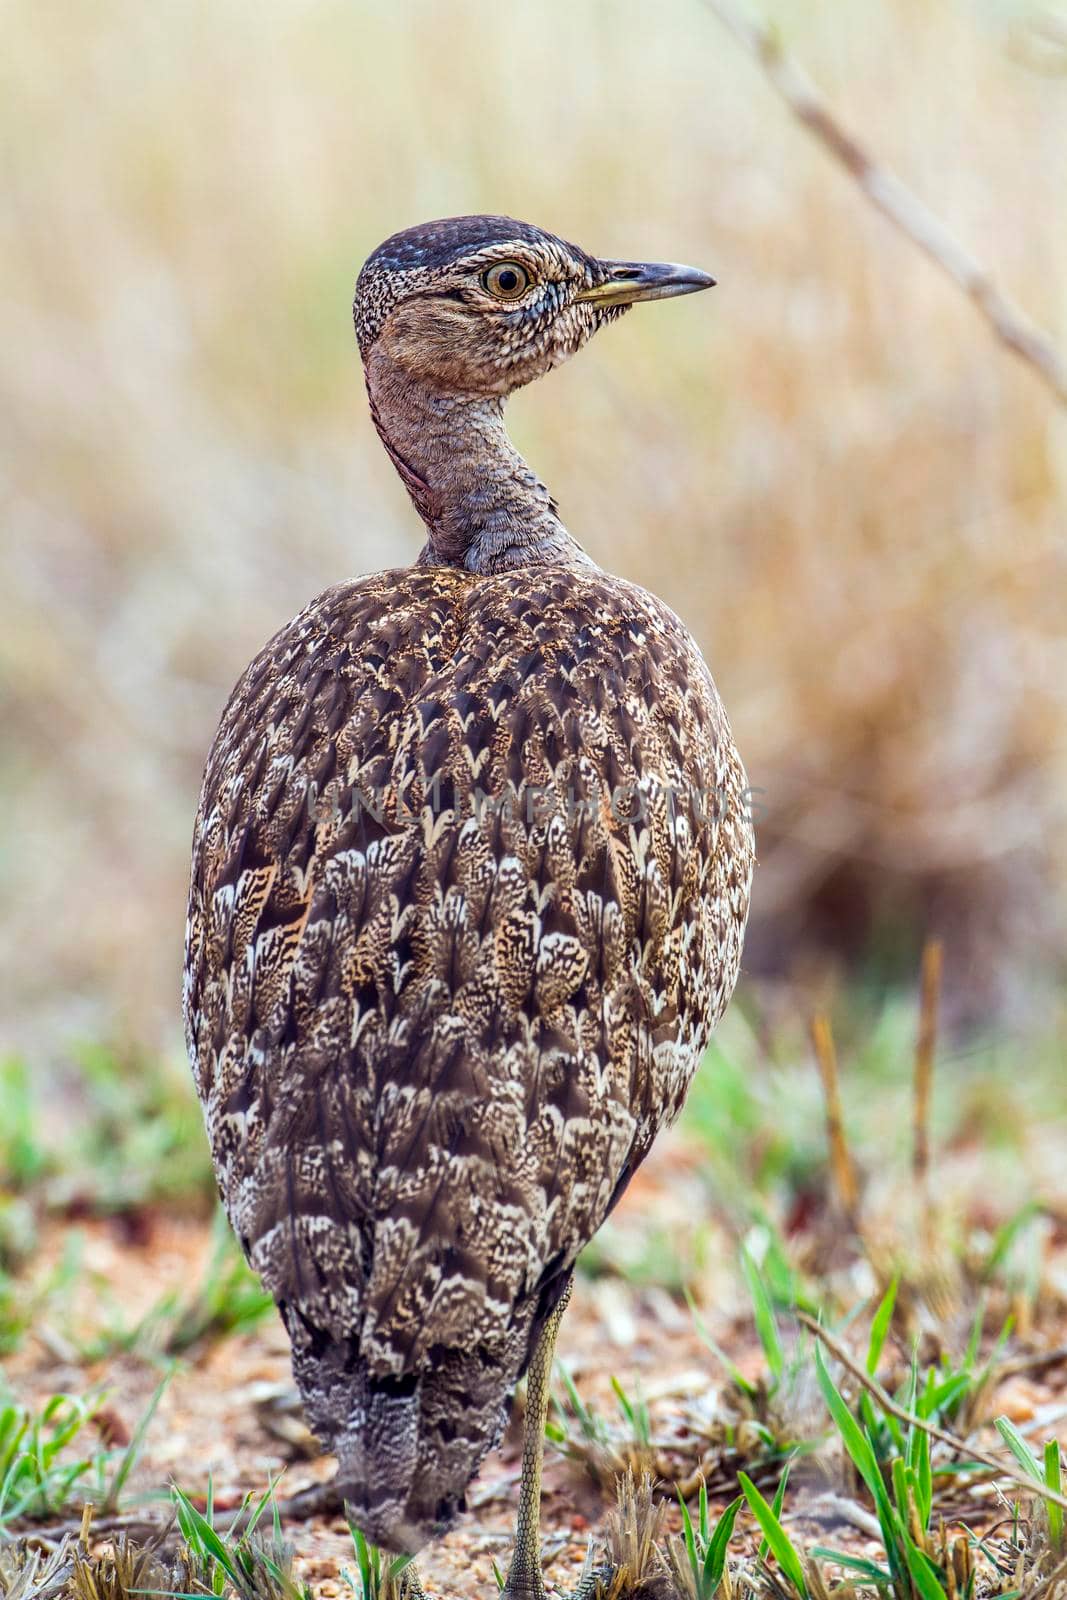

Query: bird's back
[[184, 561, 752, 1549]]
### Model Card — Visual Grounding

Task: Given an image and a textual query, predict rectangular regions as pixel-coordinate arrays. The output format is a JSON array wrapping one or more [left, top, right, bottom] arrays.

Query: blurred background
[[3, 0, 1066, 1068], [2, 9, 1067, 1578]]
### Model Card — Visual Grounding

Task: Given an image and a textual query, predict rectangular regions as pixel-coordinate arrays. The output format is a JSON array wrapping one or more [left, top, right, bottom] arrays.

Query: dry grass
[[2, 0, 1066, 1064]]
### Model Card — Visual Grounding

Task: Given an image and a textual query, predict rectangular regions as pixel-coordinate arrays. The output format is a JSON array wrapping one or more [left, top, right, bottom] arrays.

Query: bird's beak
[[576, 259, 716, 307]]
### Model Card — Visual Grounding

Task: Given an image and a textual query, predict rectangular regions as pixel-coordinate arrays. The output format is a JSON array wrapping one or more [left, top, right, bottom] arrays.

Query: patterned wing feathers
[[184, 564, 753, 1550]]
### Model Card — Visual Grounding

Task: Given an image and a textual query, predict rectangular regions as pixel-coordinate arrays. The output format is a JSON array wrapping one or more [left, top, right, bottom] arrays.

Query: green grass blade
[[814, 1344, 882, 1504], [996, 1416, 1043, 1481], [558, 1364, 601, 1442], [863, 1387, 903, 1455], [903, 1534, 950, 1600], [963, 1298, 985, 1373], [985, 1203, 1041, 1281], [758, 1458, 792, 1561], [243, 1478, 277, 1539], [686, 1288, 757, 1398], [1045, 1440, 1063, 1548], [739, 1472, 807, 1598], [350, 1525, 372, 1588], [171, 1484, 238, 1583], [678, 1491, 698, 1577], [813, 1344, 906, 1581], [809, 1547, 893, 1582], [914, 1426, 932, 1529], [104, 1366, 172, 1512], [925, 1373, 971, 1418], [741, 1249, 784, 1385], [703, 1494, 743, 1591], [272, 1471, 283, 1542], [866, 1277, 898, 1375], [610, 1375, 649, 1442]]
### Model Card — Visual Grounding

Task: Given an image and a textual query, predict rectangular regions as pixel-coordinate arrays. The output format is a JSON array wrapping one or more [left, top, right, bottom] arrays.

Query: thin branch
[[810, 1014, 861, 1230], [15, 1511, 174, 1549], [702, 0, 1067, 406], [797, 1312, 1067, 1513], [998, 1344, 1067, 1380]]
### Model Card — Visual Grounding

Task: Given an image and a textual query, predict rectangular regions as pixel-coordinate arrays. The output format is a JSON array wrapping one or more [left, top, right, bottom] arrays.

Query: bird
[[183, 214, 754, 1596]]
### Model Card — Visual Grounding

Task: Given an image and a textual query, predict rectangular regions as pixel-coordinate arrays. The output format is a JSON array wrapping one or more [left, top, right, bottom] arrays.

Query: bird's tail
[[286, 1317, 523, 1555]]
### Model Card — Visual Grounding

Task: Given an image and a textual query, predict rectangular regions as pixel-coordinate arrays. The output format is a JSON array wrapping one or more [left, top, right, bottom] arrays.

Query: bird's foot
[[568, 1567, 609, 1600], [498, 1577, 608, 1599], [499, 1545, 611, 1600]]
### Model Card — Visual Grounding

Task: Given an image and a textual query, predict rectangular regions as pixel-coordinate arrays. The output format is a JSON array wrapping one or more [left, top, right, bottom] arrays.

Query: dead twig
[[797, 1312, 1067, 1514], [810, 1014, 860, 1230], [999, 1345, 1067, 1380], [702, 0, 1067, 406], [913, 940, 941, 1191], [13, 1511, 174, 1550]]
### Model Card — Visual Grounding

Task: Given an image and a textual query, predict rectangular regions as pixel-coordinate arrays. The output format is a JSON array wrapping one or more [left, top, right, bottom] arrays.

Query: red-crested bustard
[[184, 214, 754, 1597]]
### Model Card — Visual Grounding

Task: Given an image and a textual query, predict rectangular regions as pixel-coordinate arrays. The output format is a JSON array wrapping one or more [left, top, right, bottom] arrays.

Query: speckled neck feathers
[[363, 345, 589, 575]]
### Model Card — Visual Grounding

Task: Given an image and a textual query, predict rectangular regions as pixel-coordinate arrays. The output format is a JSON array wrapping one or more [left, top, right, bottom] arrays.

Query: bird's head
[[354, 214, 714, 398]]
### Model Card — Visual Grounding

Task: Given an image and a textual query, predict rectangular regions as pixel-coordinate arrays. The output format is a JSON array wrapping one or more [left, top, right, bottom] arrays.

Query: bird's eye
[[483, 262, 530, 300]]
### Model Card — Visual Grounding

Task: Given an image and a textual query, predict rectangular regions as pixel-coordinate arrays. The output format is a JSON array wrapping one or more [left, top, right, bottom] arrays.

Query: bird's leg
[[392, 1560, 426, 1600], [500, 1277, 573, 1600]]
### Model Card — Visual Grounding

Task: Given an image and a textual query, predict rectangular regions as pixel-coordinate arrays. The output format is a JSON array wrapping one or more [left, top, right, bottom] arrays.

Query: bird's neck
[[363, 347, 590, 575]]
